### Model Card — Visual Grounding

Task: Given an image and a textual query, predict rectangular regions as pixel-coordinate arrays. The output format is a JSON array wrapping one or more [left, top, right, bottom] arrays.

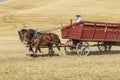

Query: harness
[[25, 30, 60, 47], [31, 30, 38, 42]]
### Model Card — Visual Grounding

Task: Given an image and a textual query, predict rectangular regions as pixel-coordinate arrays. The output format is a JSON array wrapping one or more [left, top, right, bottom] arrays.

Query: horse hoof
[[31, 54, 34, 56]]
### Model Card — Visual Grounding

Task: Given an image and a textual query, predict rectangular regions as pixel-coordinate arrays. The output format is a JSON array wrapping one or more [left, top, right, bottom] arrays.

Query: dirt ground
[[0, 0, 120, 80]]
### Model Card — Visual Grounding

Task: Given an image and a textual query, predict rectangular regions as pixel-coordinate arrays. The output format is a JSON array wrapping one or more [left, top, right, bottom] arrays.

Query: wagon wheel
[[64, 40, 76, 55], [98, 42, 112, 52], [76, 42, 90, 56]]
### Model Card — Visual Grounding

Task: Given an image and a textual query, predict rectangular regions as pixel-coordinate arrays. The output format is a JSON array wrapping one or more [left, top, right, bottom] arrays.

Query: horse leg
[[27, 47, 36, 57], [55, 43, 60, 51], [55, 44, 62, 56], [48, 44, 54, 56], [38, 47, 43, 55], [33, 44, 40, 57], [51, 45, 54, 56], [48, 46, 51, 56], [29, 47, 34, 54], [33, 47, 38, 57]]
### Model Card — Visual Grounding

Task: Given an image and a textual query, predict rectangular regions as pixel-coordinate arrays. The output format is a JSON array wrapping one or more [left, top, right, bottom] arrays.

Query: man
[[76, 15, 82, 23]]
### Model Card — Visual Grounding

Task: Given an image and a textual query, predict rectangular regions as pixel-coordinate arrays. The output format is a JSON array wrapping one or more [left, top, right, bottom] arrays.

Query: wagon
[[61, 20, 120, 56]]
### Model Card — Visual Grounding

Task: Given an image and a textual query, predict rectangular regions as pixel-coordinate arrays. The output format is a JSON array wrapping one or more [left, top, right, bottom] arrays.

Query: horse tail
[[57, 38, 61, 44], [47, 33, 61, 51], [55, 37, 61, 51]]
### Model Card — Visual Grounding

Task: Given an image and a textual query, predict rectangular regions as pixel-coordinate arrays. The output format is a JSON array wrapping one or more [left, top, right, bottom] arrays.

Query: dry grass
[[0, 0, 120, 80]]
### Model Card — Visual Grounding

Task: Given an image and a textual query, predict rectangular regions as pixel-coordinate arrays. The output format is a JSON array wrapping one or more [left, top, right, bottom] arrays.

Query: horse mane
[[27, 29, 36, 36], [21, 29, 27, 32]]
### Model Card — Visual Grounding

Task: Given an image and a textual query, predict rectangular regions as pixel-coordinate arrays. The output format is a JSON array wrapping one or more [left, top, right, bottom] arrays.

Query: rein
[[40, 26, 63, 32]]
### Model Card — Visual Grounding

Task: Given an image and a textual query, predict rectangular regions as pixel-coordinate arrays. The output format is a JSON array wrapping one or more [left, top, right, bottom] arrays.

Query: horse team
[[18, 29, 62, 56]]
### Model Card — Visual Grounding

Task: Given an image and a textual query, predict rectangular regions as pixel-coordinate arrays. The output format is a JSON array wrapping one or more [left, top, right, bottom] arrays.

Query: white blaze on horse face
[[18, 31, 22, 42], [23, 32, 28, 43], [20, 34, 25, 42], [18, 31, 24, 42]]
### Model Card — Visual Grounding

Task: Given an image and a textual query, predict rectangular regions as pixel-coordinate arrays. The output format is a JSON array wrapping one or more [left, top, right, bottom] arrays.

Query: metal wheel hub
[[76, 42, 90, 56]]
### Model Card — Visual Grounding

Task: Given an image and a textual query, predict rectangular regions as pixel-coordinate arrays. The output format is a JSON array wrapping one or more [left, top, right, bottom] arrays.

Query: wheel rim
[[98, 42, 105, 52], [76, 42, 89, 56], [106, 45, 112, 52], [98, 42, 112, 52], [64, 40, 76, 55]]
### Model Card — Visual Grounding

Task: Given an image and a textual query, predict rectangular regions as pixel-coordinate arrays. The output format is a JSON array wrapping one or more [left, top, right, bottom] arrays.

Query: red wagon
[[61, 20, 120, 56]]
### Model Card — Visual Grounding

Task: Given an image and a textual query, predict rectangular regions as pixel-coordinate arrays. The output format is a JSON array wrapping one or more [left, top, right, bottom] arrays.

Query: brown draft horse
[[18, 29, 61, 56], [18, 29, 35, 53]]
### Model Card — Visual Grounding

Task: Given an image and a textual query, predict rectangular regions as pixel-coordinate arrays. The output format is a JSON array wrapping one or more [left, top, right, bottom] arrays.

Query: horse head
[[18, 29, 36, 44], [18, 29, 27, 43]]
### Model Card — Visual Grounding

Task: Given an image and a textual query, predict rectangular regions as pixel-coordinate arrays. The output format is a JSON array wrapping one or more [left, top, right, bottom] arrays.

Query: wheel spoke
[[98, 42, 112, 52], [76, 42, 89, 56], [64, 40, 76, 55]]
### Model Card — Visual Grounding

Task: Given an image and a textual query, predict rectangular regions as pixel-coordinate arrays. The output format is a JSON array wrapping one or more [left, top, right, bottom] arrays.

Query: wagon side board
[[61, 21, 120, 42]]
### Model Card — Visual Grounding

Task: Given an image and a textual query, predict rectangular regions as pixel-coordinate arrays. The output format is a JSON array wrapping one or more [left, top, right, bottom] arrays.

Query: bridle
[[24, 29, 38, 44]]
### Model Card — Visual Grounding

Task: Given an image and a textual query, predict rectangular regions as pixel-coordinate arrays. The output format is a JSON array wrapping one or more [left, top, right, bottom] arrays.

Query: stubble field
[[0, 0, 120, 80]]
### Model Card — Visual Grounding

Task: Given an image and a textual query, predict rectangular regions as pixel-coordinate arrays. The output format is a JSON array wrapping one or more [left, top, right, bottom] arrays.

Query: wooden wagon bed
[[61, 21, 120, 42], [61, 20, 120, 56]]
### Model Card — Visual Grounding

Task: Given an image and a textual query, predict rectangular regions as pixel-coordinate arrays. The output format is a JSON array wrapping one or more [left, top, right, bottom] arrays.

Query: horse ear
[[18, 31, 20, 34]]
